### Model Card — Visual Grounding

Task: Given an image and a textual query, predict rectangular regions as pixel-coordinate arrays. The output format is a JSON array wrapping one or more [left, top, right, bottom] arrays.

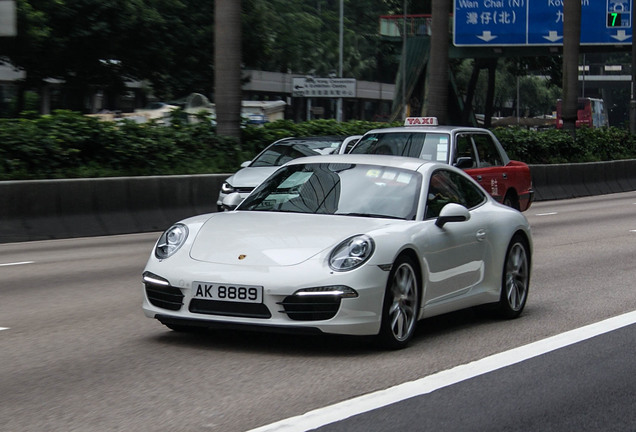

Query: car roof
[[274, 136, 346, 145], [363, 125, 492, 135]]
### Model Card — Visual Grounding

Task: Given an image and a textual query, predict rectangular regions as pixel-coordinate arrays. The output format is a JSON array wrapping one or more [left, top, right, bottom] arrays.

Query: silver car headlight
[[221, 182, 235, 194], [329, 235, 375, 271], [155, 223, 188, 259]]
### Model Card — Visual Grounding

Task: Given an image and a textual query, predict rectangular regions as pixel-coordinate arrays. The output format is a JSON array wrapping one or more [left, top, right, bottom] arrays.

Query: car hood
[[189, 212, 392, 266], [226, 166, 279, 188]]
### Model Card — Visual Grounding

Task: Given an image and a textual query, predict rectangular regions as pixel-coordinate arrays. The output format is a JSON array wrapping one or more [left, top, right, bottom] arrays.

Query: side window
[[425, 170, 486, 219], [454, 134, 477, 168], [453, 172, 487, 208], [472, 134, 503, 167]]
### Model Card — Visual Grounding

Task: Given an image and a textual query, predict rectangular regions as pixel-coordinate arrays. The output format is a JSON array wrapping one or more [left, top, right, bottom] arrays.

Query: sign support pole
[[631, 2, 636, 134]]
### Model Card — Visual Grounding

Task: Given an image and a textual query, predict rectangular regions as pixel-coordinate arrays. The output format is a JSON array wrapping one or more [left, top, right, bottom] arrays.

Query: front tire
[[497, 235, 530, 319], [377, 255, 420, 349]]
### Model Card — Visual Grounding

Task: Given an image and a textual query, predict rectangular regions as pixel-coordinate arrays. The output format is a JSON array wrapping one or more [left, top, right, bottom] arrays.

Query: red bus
[[556, 98, 609, 129]]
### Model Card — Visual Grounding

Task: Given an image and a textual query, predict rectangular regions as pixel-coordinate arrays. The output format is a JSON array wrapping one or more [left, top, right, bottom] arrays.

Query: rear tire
[[497, 235, 530, 319], [376, 255, 420, 349], [503, 191, 520, 211]]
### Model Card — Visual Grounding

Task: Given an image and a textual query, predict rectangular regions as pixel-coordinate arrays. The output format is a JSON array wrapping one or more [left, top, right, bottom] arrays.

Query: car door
[[418, 169, 489, 305], [465, 133, 508, 203]]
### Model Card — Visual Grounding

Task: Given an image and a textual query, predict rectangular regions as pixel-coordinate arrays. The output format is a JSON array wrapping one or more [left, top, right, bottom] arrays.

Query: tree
[[561, 0, 581, 135], [241, 0, 401, 82], [425, 0, 450, 124], [215, 0, 242, 140], [0, 0, 216, 113], [0, 0, 55, 113], [123, 0, 215, 100]]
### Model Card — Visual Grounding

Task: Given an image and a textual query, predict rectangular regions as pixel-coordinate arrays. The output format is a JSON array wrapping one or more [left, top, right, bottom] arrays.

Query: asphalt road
[[314, 322, 636, 432], [1, 192, 635, 432]]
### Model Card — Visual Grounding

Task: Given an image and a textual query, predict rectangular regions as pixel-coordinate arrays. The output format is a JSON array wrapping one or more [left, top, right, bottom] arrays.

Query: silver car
[[216, 136, 360, 210]]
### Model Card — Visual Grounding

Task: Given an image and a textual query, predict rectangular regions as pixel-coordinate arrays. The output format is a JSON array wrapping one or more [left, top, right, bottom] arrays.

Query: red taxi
[[350, 117, 533, 211]]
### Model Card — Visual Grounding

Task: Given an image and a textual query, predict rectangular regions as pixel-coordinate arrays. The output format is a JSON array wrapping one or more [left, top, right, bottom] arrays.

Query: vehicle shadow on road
[[150, 326, 378, 357], [146, 306, 510, 357]]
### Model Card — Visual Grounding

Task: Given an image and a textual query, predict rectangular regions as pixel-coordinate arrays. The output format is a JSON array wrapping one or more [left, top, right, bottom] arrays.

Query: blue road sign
[[454, 0, 633, 46]]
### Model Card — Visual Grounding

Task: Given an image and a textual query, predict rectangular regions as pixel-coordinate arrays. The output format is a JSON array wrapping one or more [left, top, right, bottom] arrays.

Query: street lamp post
[[631, 1, 636, 134], [402, 0, 407, 119], [337, 0, 344, 122]]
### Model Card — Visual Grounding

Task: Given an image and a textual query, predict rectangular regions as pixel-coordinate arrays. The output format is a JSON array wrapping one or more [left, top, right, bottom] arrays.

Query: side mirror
[[435, 203, 470, 228], [454, 157, 474, 169], [240, 161, 251, 168], [222, 193, 244, 211]]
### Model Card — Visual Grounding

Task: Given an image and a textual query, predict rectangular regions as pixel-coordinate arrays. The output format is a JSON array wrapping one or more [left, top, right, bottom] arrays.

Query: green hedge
[[492, 126, 636, 164], [1, 110, 635, 180]]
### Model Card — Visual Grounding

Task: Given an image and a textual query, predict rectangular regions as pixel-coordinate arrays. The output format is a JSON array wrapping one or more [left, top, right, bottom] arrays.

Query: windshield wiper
[[338, 212, 403, 220]]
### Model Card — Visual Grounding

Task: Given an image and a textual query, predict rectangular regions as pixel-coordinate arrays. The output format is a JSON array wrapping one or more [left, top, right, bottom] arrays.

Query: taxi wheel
[[497, 235, 530, 319], [503, 192, 520, 211], [377, 255, 420, 349]]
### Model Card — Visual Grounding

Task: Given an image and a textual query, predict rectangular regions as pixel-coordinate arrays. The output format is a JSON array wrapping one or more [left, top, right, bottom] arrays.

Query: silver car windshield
[[350, 132, 450, 163], [238, 163, 421, 220], [251, 140, 343, 167]]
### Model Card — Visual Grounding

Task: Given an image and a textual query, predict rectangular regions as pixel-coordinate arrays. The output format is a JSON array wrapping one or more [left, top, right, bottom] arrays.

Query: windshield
[[350, 132, 450, 163], [238, 163, 421, 220], [250, 139, 343, 167]]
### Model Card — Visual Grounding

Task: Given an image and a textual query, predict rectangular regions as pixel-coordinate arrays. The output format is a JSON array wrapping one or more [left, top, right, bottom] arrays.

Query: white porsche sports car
[[142, 154, 532, 349]]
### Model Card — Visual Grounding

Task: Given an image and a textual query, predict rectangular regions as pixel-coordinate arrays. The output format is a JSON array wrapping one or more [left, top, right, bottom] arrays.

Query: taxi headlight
[[329, 235, 375, 271], [155, 223, 188, 259]]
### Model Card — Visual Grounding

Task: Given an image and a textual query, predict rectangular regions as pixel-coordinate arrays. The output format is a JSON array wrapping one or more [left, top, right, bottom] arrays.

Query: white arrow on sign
[[543, 31, 563, 42], [476, 31, 497, 42], [611, 30, 632, 41]]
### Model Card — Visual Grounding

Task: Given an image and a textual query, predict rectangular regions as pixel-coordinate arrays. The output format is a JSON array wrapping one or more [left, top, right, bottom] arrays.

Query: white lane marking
[[0, 261, 34, 267], [0, 327, 9, 331], [247, 310, 636, 432], [535, 212, 558, 216]]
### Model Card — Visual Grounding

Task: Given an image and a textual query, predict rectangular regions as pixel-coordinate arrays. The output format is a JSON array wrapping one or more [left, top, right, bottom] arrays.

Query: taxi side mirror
[[454, 157, 474, 169]]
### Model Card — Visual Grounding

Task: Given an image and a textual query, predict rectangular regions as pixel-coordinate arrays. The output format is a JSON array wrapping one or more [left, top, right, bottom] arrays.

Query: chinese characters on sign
[[454, 0, 632, 46], [292, 78, 356, 98]]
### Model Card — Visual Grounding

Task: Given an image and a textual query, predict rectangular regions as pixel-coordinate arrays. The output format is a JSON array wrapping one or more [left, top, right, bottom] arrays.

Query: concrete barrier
[[2, 160, 636, 243], [528, 159, 636, 203], [0, 174, 228, 243]]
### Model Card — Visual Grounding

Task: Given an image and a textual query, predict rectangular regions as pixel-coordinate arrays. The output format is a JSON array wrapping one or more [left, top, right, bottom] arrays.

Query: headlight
[[294, 286, 358, 298], [155, 223, 188, 259], [221, 182, 235, 194], [329, 235, 375, 271]]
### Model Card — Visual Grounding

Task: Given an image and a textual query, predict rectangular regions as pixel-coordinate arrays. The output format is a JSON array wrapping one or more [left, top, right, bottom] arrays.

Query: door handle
[[476, 175, 483, 181], [476, 229, 487, 241], [502, 173, 508, 179]]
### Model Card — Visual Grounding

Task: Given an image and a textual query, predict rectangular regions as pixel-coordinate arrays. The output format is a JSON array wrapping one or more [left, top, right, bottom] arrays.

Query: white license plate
[[192, 282, 263, 303]]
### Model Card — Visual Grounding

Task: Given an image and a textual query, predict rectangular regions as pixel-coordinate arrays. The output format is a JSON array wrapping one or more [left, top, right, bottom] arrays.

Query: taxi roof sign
[[404, 117, 438, 126]]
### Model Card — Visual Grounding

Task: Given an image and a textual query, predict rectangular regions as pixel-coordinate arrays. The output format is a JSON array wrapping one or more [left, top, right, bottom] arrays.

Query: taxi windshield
[[350, 132, 450, 163]]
